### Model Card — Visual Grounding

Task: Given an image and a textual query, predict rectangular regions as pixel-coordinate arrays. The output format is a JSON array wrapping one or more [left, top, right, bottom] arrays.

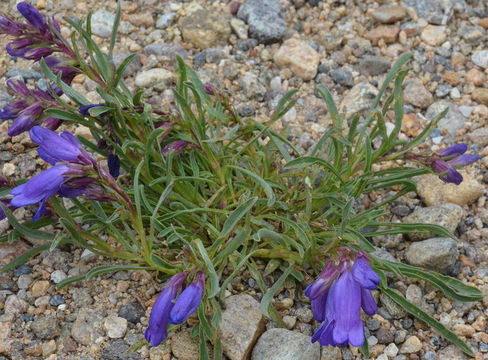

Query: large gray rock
[[218, 294, 265, 360], [71, 308, 105, 345], [403, 203, 463, 241], [415, 173, 483, 206], [403, 79, 433, 109], [143, 42, 188, 66], [405, 237, 458, 273], [237, 0, 287, 44], [179, 9, 231, 49], [339, 82, 378, 120], [426, 101, 465, 138], [472, 50, 488, 69], [359, 55, 391, 75], [91, 10, 115, 38], [251, 328, 320, 360]]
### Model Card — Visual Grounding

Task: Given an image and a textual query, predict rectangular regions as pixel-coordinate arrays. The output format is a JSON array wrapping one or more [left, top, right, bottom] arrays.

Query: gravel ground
[[1, 0, 488, 359]]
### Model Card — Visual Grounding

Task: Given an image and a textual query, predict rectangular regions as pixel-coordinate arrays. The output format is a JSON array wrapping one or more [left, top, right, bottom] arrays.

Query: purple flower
[[305, 260, 340, 322], [23, 47, 54, 61], [0, 15, 24, 36], [0, 100, 29, 120], [203, 82, 215, 95], [8, 102, 44, 136], [44, 56, 80, 85], [145, 273, 187, 347], [6, 79, 30, 97], [430, 144, 481, 185], [307, 251, 379, 348], [17, 2, 46, 31], [6, 38, 35, 57], [43, 117, 62, 131], [108, 154, 120, 178], [30, 126, 93, 166], [79, 104, 104, 116], [169, 271, 205, 325], [10, 164, 68, 220]]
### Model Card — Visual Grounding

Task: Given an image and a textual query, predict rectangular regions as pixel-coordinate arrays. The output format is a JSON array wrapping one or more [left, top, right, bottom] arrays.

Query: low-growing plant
[[0, 3, 483, 358]]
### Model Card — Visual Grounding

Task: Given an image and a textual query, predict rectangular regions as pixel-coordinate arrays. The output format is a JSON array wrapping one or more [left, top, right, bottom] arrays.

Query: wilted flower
[[162, 140, 196, 155], [307, 249, 379, 347], [145, 273, 187, 347]]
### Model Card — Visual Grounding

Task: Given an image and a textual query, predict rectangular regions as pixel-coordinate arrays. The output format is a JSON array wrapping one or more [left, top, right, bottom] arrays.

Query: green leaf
[[260, 262, 295, 318], [220, 198, 257, 239], [57, 275, 87, 289], [109, 0, 121, 58], [284, 157, 344, 184], [360, 339, 370, 358], [114, 54, 137, 88], [379, 260, 482, 302], [381, 287, 474, 356], [88, 106, 111, 116], [226, 166, 275, 206], [195, 239, 220, 298], [85, 264, 149, 280], [0, 204, 55, 240]]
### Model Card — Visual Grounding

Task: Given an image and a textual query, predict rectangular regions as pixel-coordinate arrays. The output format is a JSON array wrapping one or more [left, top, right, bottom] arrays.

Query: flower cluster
[[8, 126, 110, 220], [0, 79, 63, 136], [306, 249, 379, 347], [145, 271, 205, 346], [1, 2, 80, 83]]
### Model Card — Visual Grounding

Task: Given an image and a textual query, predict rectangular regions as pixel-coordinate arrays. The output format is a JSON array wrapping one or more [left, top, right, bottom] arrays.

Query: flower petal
[[351, 257, 379, 290], [330, 271, 361, 345], [169, 272, 204, 325], [10, 164, 68, 207], [437, 143, 467, 157], [361, 288, 377, 316], [450, 154, 481, 167], [311, 289, 328, 322], [439, 167, 463, 185]]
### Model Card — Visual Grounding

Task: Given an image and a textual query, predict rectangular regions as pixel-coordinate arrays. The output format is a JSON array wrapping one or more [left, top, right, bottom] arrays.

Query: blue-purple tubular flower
[[169, 271, 205, 325], [430, 143, 481, 185], [108, 154, 120, 178], [10, 164, 68, 220], [0, 100, 29, 120], [145, 273, 187, 347], [307, 251, 379, 348], [0, 15, 24, 36], [8, 102, 44, 136], [17, 2, 46, 31], [30, 126, 85, 165], [79, 104, 104, 116]]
